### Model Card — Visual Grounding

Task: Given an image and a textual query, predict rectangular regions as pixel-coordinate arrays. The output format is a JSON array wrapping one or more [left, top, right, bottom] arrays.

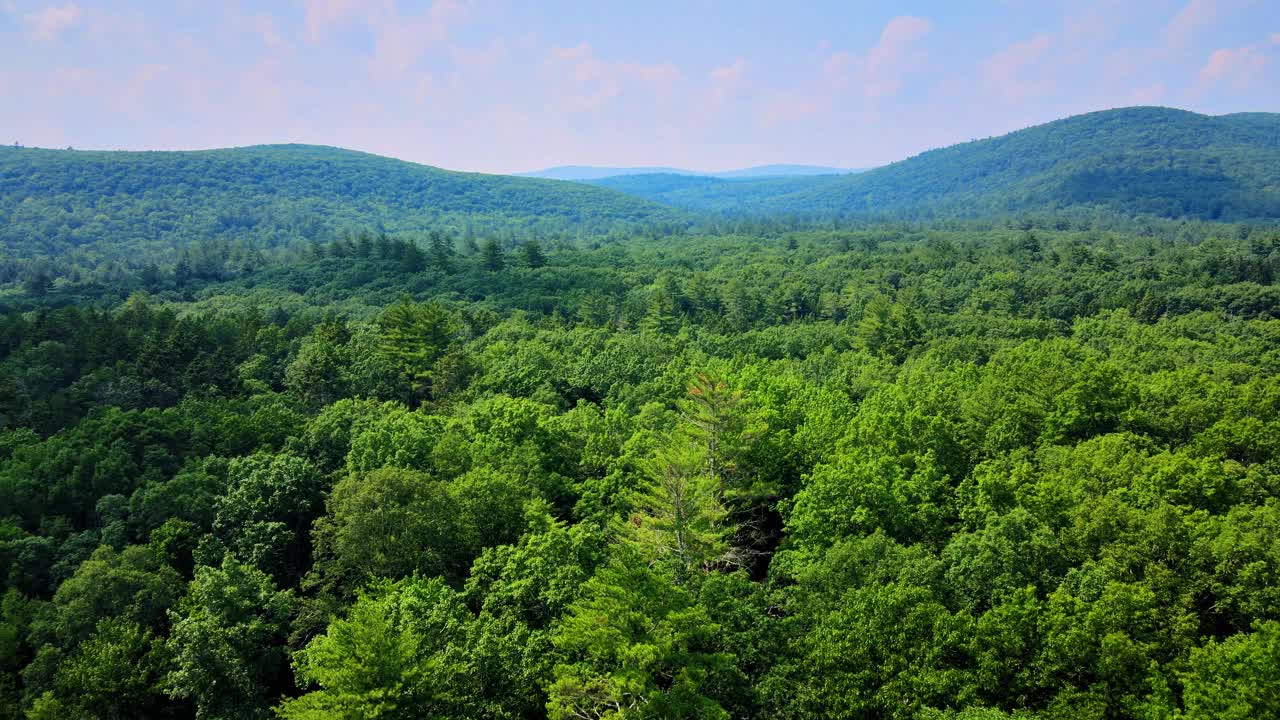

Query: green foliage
[[0, 209, 1278, 719], [0, 144, 682, 283], [310, 467, 469, 589], [376, 298, 460, 402], [1180, 621, 1280, 720], [591, 108, 1280, 222], [277, 577, 471, 720], [621, 440, 737, 582], [522, 240, 548, 269], [214, 452, 324, 582], [164, 557, 293, 719], [481, 238, 506, 273], [547, 562, 733, 720]]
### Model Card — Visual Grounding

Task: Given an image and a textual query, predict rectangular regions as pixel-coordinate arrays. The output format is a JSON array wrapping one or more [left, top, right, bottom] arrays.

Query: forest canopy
[[1, 210, 1279, 719]]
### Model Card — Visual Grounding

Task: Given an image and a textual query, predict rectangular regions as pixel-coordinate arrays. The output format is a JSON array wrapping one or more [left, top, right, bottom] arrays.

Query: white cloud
[[863, 16, 931, 98], [1163, 0, 1217, 49], [302, 0, 470, 80], [1194, 44, 1268, 95], [980, 33, 1053, 103], [1127, 82, 1165, 104], [24, 3, 81, 40], [820, 16, 932, 99], [545, 43, 680, 111], [709, 57, 747, 102]]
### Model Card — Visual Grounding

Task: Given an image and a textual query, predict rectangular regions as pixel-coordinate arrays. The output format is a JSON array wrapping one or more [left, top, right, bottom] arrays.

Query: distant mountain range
[[519, 164, 858, 181], [0, 144, 684, 263], [659, 107, 1280, 220], [2, 107, 1277, 269]]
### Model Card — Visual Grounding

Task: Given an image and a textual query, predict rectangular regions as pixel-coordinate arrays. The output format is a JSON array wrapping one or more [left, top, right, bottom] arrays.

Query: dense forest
[[1, 206, 1279, 719], [0, 144, 685, 281], [581, 108, 1280, 221], [6, 107, 1280, 299]]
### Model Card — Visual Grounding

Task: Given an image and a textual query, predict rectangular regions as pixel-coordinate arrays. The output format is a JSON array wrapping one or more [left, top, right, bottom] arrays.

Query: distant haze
[[520, 165, 861, 181], [2, 1, 1277, 173]]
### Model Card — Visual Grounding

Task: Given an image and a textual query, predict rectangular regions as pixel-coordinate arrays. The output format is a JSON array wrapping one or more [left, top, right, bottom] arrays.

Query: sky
[[1, 1, 1278, 174]]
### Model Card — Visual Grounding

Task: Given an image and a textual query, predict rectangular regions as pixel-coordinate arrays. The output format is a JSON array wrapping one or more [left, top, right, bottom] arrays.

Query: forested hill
[[0, 144, 684, 263], [585, 172, 847, 212], [597, 108, 1280, 221]]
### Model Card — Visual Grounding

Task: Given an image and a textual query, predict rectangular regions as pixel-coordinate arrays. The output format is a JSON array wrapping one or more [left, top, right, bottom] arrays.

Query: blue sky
[[2, 1, 1278, 173]]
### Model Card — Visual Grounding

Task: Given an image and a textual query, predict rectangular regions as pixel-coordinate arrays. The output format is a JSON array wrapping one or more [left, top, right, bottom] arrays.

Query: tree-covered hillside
[[769, 107, 1280, 220], [586, 173, 846, 212], [2, 103, 1280, 719], [0, 144, 685, 268], [588, 108, 1280, 221], [1, 216, 1279, 719]]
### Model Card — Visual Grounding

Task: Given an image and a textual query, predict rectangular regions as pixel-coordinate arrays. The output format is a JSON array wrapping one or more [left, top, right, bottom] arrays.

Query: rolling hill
[[4, 106, 1277, 278], [773, 107, 1280, 220], [0, 144, 684, 265], [588, 108, 1280, 221], [585, 173, 847, 212], [520, 163, 853, 180]]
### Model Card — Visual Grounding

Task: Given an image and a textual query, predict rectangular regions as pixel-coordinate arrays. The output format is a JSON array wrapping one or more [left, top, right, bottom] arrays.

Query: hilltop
[[0, 144, 684, 265], [587, 108, 1280, 221], [750, 107, 1280, 220], [520, 163, 852, 181]]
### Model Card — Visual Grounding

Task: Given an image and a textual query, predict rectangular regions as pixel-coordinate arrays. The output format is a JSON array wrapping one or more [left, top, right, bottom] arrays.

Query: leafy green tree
[[38, 545, 182, 648], [522, 240, 547, 269], [278, 577, 473, 720], [547, 561, 733, 720], [427, 231, 456, 274], [21, 269, 52, 298], [377, 298, 459, 401], [1180, 621, 1280, 720], [310, 467, 466, 590], [164, 557, 293, 720], [29, 618, 166, 720], [283, 322, 350, 408], [622, 441, 738, 583], [214, 452, 324, 582], [780, 581, 974, 720], [854, 293, 923, 362], [481, 238, 506, 272]]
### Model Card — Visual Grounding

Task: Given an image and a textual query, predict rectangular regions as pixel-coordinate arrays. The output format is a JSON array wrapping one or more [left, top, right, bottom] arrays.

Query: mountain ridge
[[743, 107, 1280, 220], [563, 107, 1280, 221], [0, 143, 686, 265], [519, 163, 855, 181]]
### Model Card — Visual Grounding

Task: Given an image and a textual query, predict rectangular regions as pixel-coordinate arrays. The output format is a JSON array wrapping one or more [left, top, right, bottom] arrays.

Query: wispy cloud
[[301, 0, 469, 80], [759, 91, 826, 128], [545, 42, 680, 111], [1163, 0, 1218, 49], [820, 16, 932, 99], [303, 0, 363, 42], [863, 16, 931, 98], [24, 3, 81, 40], [1194, 43, 1268, 96], [709, 57, 747, 103], [981, 33, 1053, 103], [1128, 82, 1165, 104]]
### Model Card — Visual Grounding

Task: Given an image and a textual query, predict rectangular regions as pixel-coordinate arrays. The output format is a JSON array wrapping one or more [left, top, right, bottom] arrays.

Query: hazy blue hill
[[0, 144, 684, 263], [753, 107, 1280, 220], [713, 164, 853, 178], [586, 173, 846, 212], [518, 165, 692, 180], [575, 108, 1280, 220], [521, 163, 851, 180]]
